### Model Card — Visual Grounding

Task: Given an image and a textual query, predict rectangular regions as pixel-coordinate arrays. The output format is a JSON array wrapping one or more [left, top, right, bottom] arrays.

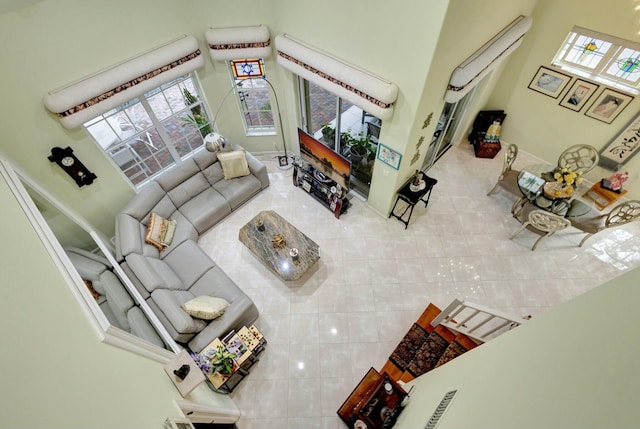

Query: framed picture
[[585, 88, 634, 124], [377, 143, 402, 170], [559, 79, 599, 111], [598, 111, 640, 170], [528, 66, 572, 98]]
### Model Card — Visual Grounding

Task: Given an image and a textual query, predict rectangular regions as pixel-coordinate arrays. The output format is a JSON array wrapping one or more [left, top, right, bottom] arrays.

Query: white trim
[[176, 399, 240, 424], [0, 158, 178, 362]]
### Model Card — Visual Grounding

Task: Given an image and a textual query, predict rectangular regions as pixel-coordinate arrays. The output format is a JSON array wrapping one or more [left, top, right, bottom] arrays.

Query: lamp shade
[[206, 25, 272, 61], [445, 15, 533, 103], [203, 132, 227, 153]]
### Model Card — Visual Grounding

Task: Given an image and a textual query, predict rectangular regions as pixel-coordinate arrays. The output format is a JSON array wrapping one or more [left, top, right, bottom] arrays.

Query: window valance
[[205, 25, 272, 61], [275, 34, 398, 120], [445, 15, 533, 103], [43, 35, 204, 129]]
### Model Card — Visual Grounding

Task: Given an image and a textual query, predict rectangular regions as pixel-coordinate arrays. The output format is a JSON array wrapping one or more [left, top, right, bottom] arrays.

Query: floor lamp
[[204, 78, 292, 169]]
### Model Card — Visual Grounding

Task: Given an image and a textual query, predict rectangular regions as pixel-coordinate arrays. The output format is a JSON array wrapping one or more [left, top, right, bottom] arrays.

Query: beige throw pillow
[[181, 296, 230, 320], [217, 150, 250, 180], [145, 212, 177, 251]]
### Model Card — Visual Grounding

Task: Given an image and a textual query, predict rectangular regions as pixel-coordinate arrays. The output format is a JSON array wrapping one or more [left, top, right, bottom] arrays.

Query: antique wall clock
[[48, 146, 97, 187]]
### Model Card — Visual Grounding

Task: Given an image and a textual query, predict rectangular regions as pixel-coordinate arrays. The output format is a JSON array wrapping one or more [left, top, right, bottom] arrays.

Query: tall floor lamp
[[204, 78, 292, 169]]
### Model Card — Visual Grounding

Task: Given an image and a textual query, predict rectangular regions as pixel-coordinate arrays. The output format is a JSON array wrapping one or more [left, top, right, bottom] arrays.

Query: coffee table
[[239, 210, 320, 281]]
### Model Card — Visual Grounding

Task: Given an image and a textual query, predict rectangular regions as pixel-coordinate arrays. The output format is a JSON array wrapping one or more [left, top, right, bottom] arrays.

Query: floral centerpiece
[[544, 165, 583, 198]]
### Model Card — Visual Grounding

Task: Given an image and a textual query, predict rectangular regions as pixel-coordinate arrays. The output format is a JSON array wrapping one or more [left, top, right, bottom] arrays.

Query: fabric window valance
[[43, 35, 204, 129], [275, 34, 398, 120], [445, 15, 533, 103], [205, 25, 272, 61]]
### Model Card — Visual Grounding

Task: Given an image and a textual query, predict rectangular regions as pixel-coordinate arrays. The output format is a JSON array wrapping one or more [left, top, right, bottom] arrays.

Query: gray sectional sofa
[[65, 247, 166, 348], [115, 145, 269, 353]]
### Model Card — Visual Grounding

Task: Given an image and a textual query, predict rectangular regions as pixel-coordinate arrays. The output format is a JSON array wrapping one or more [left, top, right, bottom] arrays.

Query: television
[[297, 128, 351, 190]]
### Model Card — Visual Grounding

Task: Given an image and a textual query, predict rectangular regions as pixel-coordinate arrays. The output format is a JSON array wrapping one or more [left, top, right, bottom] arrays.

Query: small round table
[[517, 165, 593, 218]]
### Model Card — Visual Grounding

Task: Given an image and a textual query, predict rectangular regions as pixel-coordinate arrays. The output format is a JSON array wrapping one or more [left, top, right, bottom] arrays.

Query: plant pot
[[348, 145, 367, 164]]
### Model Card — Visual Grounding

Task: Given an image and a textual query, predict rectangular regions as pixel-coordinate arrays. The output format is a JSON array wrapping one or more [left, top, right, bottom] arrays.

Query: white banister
[[431, 299, 527, 343]]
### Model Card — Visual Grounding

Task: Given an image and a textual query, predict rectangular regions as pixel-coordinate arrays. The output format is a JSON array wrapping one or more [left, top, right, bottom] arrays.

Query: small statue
[[601, 171, 629, 193], [484, 119, 502, 142], [173, 364, 191, 381]]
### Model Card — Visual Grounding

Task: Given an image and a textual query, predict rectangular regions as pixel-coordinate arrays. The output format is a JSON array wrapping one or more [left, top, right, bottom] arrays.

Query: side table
[[389, 172, 438, 229]]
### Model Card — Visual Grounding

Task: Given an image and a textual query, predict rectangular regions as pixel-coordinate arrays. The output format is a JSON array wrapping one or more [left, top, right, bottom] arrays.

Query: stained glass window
[[553, 26, 640, 92], [228, 58, 275, 135]]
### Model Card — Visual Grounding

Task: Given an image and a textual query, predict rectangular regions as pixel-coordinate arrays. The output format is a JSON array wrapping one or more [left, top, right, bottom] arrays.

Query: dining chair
[[510, 207, 571, 251], [570, 200, 640, 247], [557, 144, 599, 173], [487, 143, 520, 197]]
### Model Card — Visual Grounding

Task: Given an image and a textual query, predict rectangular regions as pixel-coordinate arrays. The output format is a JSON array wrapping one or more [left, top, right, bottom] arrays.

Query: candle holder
[[289, 248, 299, 261], [256, 218, 265, 232]]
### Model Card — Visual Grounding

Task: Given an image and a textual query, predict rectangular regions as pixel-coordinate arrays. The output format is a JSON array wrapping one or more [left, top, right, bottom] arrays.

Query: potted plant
[[321, 123, 336, 143], [210, 346, 237, 376], [344, 131, 373, 164]]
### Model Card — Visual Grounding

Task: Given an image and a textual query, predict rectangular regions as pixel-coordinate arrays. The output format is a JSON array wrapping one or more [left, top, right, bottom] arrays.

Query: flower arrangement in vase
[[544, 165, 583, 198]]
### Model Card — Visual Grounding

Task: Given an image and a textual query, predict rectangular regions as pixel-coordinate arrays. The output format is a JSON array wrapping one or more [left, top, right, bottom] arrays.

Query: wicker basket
[[543, 181, 574, 199]]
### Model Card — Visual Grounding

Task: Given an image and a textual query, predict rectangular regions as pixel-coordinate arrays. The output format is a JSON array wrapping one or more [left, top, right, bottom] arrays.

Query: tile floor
[[196, 142, 640, 429]]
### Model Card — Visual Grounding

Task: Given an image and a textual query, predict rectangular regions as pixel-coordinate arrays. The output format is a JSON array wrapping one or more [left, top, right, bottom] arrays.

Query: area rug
[[434, 340, 469, 368], [389, 323, 430, 371], [406, 331, 449, 377]]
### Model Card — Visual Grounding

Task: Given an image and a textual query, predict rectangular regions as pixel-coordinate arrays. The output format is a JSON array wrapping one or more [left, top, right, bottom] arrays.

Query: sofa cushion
[[151, 289, 207, 334], [117, 214, 160, 260], [127, 306, 165, 348], [217, 150, 251, 180], [189, 266, 243, 303], [200, 162, 225, 187], [120, 181, 170, 220], [178, 188, 232, 234], [193, 148, 227, 171], [155, 159, 201, 193], [162, 240, 215, 288], [181, 295, 229, 320], [167, 172, 211, 208], [125, 253, 185, 292], [213, 174, 262, 210], [100, 270, 135, 331]]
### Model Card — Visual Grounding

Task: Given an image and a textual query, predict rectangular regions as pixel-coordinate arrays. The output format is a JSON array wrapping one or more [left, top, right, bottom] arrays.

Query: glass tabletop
[[517, 164, 593, 217]]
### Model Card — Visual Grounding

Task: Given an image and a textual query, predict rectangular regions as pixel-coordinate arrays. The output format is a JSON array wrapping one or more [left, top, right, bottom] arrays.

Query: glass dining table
[[516, 164, 594, 217]]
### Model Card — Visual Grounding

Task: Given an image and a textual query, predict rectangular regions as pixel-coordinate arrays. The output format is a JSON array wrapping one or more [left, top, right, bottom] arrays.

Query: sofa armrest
[[245, 151, 269, 189], [125, 253, 184, 293]]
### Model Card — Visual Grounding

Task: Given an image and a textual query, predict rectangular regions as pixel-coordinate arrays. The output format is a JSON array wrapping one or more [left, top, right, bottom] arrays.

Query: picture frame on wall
[[598, 111, 640, 171], [528, 66, 572, 98], [559, 79, 599, 111], [377, 143, 402, 170], [585, 88, 634, 124]]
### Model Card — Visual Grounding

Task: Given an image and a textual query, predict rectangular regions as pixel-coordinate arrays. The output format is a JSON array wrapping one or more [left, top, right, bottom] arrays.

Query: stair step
[[400, 325, 456, 382], [434, 333, 478, 368]]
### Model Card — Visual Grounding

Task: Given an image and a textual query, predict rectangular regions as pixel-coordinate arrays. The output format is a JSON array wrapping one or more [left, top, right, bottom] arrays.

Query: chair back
[[606, 200, 640, 227], [501, 143, 518, 175], [528, 210, 571, 233], [557, 144, 599, 173]]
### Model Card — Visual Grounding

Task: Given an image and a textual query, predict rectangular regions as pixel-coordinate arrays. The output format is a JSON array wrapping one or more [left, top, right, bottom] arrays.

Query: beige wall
[[0, 172, 237, 428], [490, 0, 640, 199]]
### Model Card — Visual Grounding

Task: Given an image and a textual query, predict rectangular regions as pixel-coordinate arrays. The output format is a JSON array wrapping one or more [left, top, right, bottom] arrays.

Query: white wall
[[396, 266, 640, 429]]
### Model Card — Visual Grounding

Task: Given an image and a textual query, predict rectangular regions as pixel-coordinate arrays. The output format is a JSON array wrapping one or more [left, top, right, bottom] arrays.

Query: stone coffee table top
[[238, 210, 320, 281]]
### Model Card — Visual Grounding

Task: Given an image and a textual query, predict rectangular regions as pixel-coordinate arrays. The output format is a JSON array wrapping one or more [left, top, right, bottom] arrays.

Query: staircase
[[381, 299, 527, 383]]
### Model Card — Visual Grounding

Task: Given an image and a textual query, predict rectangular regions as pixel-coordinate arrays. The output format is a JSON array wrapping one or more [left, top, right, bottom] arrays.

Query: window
[[229, 58, 275, 135], [553, 26, 640, 93], [298, 78, 381, 198], [83, 73, 212, 187]]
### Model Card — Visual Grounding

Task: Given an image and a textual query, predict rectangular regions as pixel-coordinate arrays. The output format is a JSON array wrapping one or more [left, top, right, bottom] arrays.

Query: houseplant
[[210, 346, 237, 376], [343, 131, 373, 164]]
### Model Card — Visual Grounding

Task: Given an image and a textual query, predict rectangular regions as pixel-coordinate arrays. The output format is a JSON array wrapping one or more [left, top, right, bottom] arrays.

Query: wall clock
[[48, 146, 97, 187]]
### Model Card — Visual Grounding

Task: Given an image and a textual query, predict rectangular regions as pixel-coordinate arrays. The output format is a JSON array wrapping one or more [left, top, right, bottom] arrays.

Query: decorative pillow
[[181, 296, 230, 320], [217, 150, 250, 180], [145, 212, 177, 251]]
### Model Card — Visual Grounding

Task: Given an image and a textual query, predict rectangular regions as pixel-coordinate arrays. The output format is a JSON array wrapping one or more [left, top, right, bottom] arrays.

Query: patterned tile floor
[[196, 142, 640, 429]]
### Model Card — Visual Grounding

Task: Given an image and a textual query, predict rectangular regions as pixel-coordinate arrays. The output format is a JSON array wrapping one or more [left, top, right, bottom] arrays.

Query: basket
[[543, 181, 574, 199]]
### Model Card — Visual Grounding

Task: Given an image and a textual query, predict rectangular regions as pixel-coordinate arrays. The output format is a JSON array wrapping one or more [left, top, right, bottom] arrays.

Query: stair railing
[[431, 299, 528, 343]]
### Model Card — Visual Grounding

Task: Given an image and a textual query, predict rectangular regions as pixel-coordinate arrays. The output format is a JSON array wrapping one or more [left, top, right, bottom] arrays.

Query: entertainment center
[[294, 128, 351, 218]]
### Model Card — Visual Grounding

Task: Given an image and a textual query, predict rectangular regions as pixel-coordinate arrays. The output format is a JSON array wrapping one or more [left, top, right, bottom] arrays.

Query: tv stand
[[293, 162, 350, 219]]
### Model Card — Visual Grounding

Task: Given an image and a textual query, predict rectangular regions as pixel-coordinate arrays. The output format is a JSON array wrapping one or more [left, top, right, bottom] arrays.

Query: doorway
[[422, 87, 476, 171]]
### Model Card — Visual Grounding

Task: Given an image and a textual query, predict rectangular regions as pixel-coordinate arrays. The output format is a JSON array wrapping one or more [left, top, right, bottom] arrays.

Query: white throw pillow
[[217, 150, 250, 180], [181, 296, 230, 320]]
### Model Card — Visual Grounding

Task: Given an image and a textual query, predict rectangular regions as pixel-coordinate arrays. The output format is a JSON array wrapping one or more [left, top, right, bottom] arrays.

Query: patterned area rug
[[389, 323, 430, 371], [435, 340, 468, 368], [406, 331, 450, 377]]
